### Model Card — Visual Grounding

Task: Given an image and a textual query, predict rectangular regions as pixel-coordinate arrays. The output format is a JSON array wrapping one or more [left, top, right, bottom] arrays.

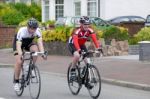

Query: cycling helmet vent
[[27, 18, 38, 28], [79, 16, 90, 25]]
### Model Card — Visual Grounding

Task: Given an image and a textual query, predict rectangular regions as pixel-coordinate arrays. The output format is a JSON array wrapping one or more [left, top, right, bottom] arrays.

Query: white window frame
[[74, 2, 81, 16], [55, 0, 64, 20], [44, 0, 50, 21], [87, 0, 97, 17]]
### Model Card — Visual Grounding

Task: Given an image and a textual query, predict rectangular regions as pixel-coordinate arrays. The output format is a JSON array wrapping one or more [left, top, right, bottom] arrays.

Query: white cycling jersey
[[17, 27, 42, 41]]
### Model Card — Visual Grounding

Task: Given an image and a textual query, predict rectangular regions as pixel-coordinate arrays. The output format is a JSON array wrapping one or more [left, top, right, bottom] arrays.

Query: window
[[44, 0, 49, 21], [74, 2, 81, 16], [87, 0, 97, 17], [20, 0, 30, 3], [55, 0, 64, 20]]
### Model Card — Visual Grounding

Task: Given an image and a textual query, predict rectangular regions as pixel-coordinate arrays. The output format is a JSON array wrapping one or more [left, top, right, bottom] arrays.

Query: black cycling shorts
[[13, 34, 37, 56], [68, 43, 88, 55]]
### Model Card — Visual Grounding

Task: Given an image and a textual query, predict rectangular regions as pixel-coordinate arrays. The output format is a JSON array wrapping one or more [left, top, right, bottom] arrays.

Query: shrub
[[128, 27, 150, 45], [95, 30, 103, 39], [102, 25, 129, 44], [28, 3, 41, 21], [0, 3, 41, 25], [42, 26, 74, 42], [2, 9, 24, 25], [117, 26, 129, 41], [42, 20, 56, 29], [128, 37, 139, 45], [9, 3, 30, 18], [45, 20, 55, 26], [134, 27, 150, 42], [89, 25, 103, 39], [0, 4, 11, 20]]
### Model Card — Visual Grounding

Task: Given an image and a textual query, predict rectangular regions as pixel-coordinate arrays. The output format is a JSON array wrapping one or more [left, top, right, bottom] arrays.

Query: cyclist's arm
[[37, 37, 44, 52], [16, 41, 22, 55], [36, 28, 45, 52], [90, 33, 100, 49], [88, 28, 100, 48], [16, 29, 23, 55]]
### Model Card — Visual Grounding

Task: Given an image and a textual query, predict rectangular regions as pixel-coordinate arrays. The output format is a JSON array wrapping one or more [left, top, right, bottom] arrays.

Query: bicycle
[[13, 51, 48, 99], [67, 50, 102, 99]]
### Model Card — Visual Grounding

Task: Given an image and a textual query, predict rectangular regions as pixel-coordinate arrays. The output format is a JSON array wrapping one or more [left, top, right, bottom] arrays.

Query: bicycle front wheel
[[29, 65, 41, 99], [86, 65, 101, 99], [67, 63, 82, 95]]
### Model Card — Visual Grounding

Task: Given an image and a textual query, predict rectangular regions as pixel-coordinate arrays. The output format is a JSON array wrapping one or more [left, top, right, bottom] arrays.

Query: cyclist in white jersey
[[13, 18, 45, 92]]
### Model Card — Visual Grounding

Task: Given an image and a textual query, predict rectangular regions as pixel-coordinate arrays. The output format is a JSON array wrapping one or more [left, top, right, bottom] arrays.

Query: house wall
[[64, 0, 74, 17], [64, 0, 88, 16], [101, 0, 150, 20], [42, 0, 150, 21], [49, 0, 55, 20]]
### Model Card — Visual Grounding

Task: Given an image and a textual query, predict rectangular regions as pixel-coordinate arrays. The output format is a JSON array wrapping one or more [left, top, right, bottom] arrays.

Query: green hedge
[[42, 26, 73, 42], [102, 25, 129, 41], [129, 27, 150, 45], [0, 3, 41, 25], [2, 9, 24, 25], [42, 25, 129, 44]]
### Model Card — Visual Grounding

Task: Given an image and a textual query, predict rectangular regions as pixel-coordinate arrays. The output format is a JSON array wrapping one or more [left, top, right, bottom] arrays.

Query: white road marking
[[0, 97, 6, 99]]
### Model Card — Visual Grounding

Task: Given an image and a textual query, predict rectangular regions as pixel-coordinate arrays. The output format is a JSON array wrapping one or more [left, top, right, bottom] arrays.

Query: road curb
[[102, 77, 150, 91], [1, 65, 150, 91], [0, 64, 13, 68], [41, 71, 150, 91]]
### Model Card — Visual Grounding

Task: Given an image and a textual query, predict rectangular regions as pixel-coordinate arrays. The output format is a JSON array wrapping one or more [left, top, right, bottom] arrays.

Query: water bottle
[[23, 63, 29, 79]]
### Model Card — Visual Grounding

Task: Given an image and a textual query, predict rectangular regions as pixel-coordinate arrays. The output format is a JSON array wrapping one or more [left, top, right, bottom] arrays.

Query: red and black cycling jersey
[[68, 27, 100, 51]]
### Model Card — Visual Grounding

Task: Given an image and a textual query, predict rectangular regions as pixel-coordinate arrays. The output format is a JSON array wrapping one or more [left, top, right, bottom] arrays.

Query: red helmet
[[79, 16, 90, 25]]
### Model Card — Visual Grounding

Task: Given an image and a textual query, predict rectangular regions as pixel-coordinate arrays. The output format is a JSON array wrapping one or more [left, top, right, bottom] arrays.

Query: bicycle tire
[[67, 63, 82, 95], [29, 65, 41, 99], [13, 69, 25, 96], [86, 65, 101, 99]]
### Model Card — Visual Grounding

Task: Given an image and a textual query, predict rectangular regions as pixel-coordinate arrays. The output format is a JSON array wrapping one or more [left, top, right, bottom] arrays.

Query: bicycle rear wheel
[[67, 63, 82, 95], [86, 65, 101, 99], [13, 68, 25, 96], [29, 65, 41, 99]]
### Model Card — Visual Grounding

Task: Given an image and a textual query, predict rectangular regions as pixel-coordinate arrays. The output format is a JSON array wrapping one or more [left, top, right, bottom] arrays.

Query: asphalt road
[[0, 67, 150, 99]]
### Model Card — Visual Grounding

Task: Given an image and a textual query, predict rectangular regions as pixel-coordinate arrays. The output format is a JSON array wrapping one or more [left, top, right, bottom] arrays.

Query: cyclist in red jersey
[[68, 16, 101, 76]]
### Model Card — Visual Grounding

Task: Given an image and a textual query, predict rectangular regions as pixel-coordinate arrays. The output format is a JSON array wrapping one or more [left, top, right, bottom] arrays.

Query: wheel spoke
[[87, 65, 101, 99], [29, 65, 41, 99], [67, 63, 82, 95]]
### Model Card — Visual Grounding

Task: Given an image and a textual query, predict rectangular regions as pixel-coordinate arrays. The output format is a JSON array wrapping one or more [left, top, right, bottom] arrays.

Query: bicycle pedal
[[85, 83, 94, 89], [27, 82, 30, 85], [32, 76, 36, 78], [81, 79, 85, 84]]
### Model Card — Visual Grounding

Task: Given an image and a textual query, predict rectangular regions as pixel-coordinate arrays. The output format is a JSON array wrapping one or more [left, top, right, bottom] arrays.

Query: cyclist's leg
[[68, 43, 80, 67], [80, 45, 89, 64], [14, 55, 22, 82], [13, 35, 23, 91], [28, 43, 39, 63], [13, 34, 22, 83]]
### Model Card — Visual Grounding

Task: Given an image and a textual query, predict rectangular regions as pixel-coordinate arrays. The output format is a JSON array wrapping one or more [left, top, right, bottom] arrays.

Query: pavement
[[0, 48, 150, 91]]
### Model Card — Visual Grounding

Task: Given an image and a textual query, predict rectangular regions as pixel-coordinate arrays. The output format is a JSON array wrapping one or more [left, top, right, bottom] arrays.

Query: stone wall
[[44, 40, 129, 56], [86, 39, 129, 56], [44, 41, 71, 56], [104, 39, 129, 56]]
